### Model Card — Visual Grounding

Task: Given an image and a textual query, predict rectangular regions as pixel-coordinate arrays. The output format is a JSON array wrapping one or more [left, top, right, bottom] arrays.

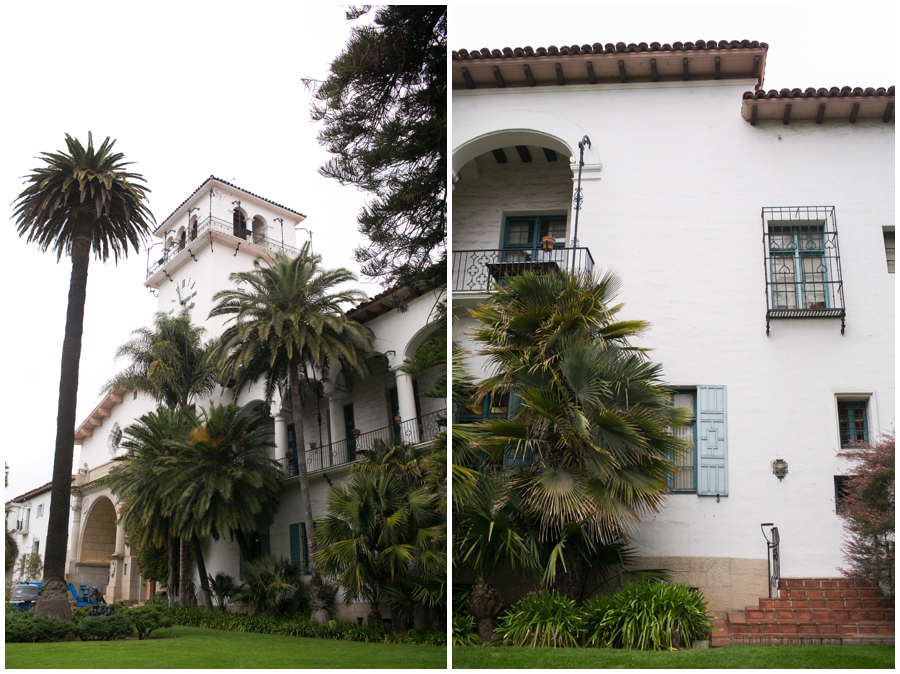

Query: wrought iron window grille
[[761, 206, 845, 334]]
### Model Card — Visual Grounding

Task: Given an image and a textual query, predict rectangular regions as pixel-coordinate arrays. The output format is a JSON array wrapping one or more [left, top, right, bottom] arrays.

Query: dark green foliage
[[579, 594, 611, 646], [5, 611, 74, 642], [207, 571, 240, 612], [594, 582, 712, 650], [74, 613, 136, 641], [128, 604, 173, 639], [309, 6, 446, 286], [132, 540, 169, 586], [452, 613, 480, 647], [166, 606, 443, 645], [493, 591, 581, 648], [233, 556, 310, 618]]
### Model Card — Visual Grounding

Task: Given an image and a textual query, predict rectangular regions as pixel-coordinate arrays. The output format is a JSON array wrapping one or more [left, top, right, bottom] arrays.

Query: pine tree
[[308, 6, 446, 286]]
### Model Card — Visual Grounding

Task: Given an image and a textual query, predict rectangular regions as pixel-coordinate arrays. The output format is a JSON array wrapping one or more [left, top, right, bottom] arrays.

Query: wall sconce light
[[771, 458, 789, 481]]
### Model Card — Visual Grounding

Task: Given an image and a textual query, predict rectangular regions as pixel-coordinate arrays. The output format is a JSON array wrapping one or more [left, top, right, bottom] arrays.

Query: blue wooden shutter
[[301, 524, 309, 573], [262, 529, 270, 557], [503, 391, 533, 467], [289, 524, 301, 567], [238, 548, 244, 580], [696, 385, 728, 496]]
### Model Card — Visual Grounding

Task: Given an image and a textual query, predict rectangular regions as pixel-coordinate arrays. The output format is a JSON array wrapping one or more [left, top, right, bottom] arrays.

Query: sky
[[2, 4, 382, 498], [2, 3, 895, 499]]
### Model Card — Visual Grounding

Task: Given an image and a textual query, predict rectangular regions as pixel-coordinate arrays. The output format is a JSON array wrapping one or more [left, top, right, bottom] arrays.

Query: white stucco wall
[[6, 488, 73, 584], [453, 79, 894, 578]]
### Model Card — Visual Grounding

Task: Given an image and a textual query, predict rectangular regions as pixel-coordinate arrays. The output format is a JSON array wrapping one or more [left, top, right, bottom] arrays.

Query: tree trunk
[[179, 536, 189, 606], [191, 536, 212, 611], [35, 216, 93, 622], [289, 359, 329, 623], [168, 536, 178, 607], [466, 579, 502, 644]]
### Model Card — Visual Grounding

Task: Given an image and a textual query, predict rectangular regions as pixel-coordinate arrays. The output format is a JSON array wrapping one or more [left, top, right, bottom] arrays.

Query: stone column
[[66, 492, 84, 579], [274, 412, 288, 461], [395, 371, 419, 444], [328, 397, 346, 466]]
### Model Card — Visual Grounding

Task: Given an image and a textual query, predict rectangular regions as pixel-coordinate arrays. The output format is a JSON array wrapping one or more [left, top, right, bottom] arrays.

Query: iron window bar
[[452, 247, 596, 293], [761, 206, 845, 334]]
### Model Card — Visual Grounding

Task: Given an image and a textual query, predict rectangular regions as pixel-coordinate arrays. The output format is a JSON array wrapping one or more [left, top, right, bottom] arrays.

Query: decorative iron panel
[[761, 206, 845, 334]]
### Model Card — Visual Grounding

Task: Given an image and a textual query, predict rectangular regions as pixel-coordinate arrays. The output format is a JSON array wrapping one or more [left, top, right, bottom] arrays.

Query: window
[[834, 476, 851, 513], [238, 529, 269, 580], [502, 215, 567, 264], [762, 207, 845, 333], [884, 229, 895, 273], [768, 223, 829, 310], [36, 504, 43, 517], [32, 540, 39, 555], [668, 386, 728, 496], [838, 400, 868, 448], [458, 390, 509, 422], [290, 523, 310, 574], [668, 391, 697, 492]]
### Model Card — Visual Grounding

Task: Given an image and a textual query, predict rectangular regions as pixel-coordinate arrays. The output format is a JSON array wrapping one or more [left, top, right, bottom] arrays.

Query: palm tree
[[464, 270, 689, 596], [315, 444, 445, 629], [103, 307, 218, 607], [107, 407, 195, 607], [209, 245, 374, 623], [103, 306, 218, 411], [13, 133, 154, 619], [168, 404, 282, 567]]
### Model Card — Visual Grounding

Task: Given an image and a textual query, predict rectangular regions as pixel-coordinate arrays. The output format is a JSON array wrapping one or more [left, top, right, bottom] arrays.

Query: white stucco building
[[63, 176, 445, 617], [6, 481, 74, 585], [452, 39, 894, 613]]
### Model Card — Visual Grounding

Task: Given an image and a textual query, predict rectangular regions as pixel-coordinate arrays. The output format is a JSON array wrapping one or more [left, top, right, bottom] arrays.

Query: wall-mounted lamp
[[771, 458, 789, 481]]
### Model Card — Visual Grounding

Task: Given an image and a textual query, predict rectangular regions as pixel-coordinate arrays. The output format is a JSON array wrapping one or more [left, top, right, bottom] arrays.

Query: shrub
[[75, 614, 135, 641], [129, 604, 173, 639], [6, 612, 74, 643], [580, 594, 612, 647], [839, 435, 895, 597], [452, 613, 480, 646], [493, 591, 581, 648], [598, 582, 711, 650]]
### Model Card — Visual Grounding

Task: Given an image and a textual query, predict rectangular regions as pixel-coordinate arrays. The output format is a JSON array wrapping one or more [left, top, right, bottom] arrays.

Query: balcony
[[278, 409, 446, 478], [452, 247, 595, 293], [146, 215, 300, 280]]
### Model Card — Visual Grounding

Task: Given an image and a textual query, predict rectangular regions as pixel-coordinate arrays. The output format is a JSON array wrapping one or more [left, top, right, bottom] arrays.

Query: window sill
[[767, 308, 845, 319]]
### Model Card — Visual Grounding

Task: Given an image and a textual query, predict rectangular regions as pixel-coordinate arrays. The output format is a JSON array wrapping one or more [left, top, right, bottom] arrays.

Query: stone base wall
[[631, 556, 768, 617]]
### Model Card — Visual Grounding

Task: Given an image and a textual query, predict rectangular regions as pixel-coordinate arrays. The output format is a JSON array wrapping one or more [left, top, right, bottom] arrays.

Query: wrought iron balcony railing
[[146, 215, 300, 279], [452, 247, 595, 292], [278, 408, 446, 478]]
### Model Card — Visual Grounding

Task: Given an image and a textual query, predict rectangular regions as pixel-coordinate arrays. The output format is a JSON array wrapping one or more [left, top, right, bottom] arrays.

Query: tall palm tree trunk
[[179, 537, 189, 606], [289, 359, 329, 623], [36, 216, 93, 621]]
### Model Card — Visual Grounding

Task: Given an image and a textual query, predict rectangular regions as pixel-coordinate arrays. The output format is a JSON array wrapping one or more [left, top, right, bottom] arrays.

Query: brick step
[[727, 619, 894, 636], [780, 587, 885, 599], [746, 606, 893, 621], [725, 634, 894, 646], [778, 578, 877, 590], [758, 597, 889, 610]]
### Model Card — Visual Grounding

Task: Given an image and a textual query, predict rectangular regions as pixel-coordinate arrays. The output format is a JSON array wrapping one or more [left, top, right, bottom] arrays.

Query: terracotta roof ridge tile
[[453, 39, 767, 60], [743, 86, 895, 100], [9, 477, 75, 503]]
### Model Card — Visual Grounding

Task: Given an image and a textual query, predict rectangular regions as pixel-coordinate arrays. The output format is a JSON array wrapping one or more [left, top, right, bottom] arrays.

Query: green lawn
[[6, 626, 447, 669], [452, 644, 895, 669]]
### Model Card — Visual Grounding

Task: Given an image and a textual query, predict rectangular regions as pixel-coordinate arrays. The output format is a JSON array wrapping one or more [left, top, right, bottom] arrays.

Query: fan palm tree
[[103, 307, 217, 607], [13, 132, 154, 619], [209, 245, 374, 623], [464, 270, 689, 595]]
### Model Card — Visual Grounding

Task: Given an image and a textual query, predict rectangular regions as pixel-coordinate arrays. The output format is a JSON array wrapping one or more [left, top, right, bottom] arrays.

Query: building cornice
[[74, 389, 127, 446]]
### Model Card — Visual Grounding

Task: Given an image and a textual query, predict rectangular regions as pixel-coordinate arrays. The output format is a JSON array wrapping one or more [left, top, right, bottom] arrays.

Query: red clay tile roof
[[158, 175, 306, 230], [8, 478, 74, 503], [744, 86, 894, 100], [452, 39, 768, 60]]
